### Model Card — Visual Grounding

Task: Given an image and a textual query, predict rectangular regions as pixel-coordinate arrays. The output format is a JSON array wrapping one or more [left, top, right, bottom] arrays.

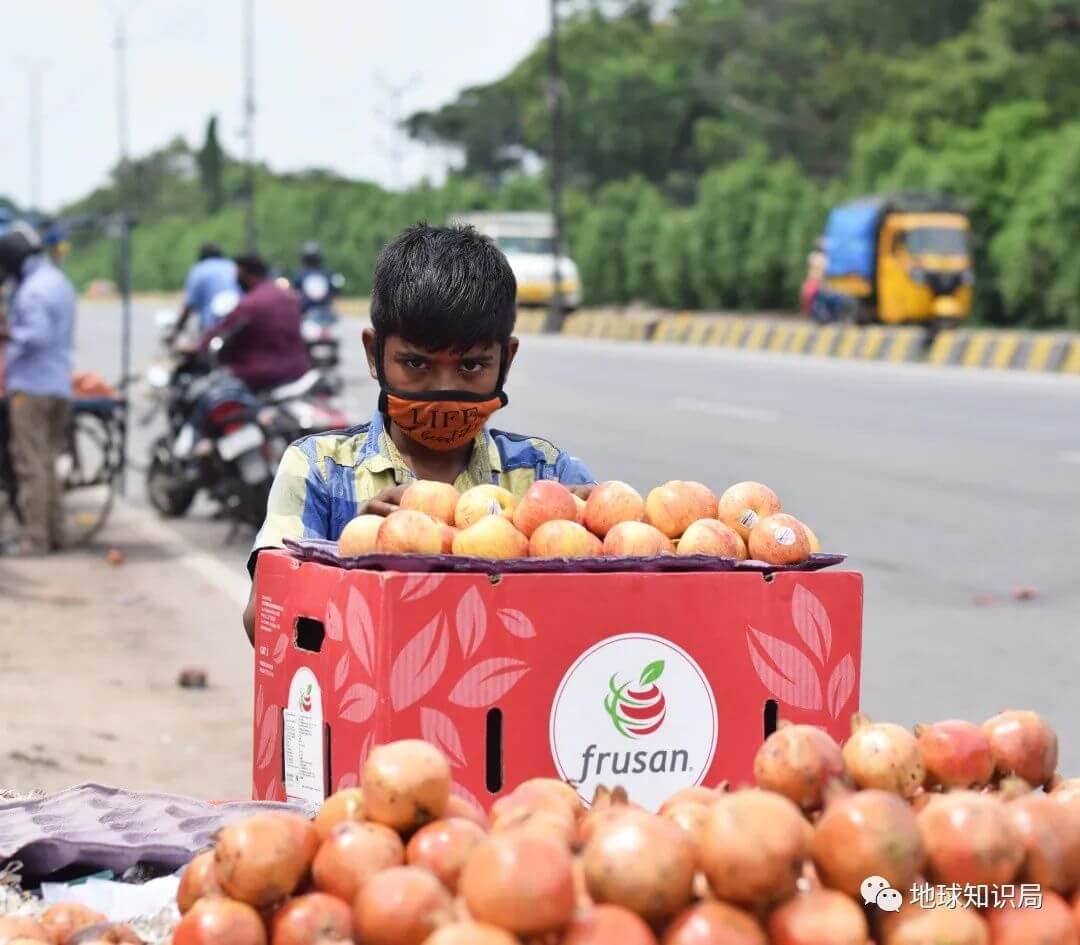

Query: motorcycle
[[143, 310, 349, 530], [298, 271, 345, 392]]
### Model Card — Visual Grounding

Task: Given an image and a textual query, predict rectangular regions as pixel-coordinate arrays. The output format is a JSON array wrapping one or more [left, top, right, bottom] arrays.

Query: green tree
[[197, 116, 227, 214]]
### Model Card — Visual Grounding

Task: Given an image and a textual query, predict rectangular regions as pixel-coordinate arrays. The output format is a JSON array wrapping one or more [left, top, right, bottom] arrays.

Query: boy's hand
[[360, 484, 410, 517], [566, 484, 594, 500]]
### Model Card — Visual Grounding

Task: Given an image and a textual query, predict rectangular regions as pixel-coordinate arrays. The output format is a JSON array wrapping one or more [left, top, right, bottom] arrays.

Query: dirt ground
[[0, 506, 254, 800]]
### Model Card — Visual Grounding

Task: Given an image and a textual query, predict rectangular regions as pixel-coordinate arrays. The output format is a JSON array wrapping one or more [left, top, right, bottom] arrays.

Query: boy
[[243, 223, 595, 641]]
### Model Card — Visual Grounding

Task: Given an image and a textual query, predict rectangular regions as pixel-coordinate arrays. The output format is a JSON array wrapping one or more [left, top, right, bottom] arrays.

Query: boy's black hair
[[234, 253, 269, 279], [370, 223, 517, 351]]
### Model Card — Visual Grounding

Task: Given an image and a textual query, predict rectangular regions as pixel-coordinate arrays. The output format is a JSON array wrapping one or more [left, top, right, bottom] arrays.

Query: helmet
[[301, 241, 322, 266], [0, 221, 42, 279], [198, 242, 224, 261]]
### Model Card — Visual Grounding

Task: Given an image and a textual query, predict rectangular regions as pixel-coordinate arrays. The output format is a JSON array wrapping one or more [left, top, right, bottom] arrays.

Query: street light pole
[[112, 12, 134, 494], [17, 60, 46, 209], [243, 0, 257, 251], [545, 0, 565, 334]]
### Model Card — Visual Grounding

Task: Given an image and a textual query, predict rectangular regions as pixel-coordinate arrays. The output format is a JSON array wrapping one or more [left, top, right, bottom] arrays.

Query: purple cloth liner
[[0, 783, 307, 879], [283, 538, 846, 575]]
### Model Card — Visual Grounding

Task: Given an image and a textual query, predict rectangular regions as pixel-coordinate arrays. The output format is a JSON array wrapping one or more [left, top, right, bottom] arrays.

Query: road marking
[[1064, 451, 1080, 465], [672, 397, 780, 423]]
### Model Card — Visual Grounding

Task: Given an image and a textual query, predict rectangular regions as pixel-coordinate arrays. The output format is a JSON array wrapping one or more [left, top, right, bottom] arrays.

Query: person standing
[[0, 223, 77, 556]]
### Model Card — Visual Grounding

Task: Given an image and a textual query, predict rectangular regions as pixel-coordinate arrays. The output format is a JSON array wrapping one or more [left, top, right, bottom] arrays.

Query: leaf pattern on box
[[272, 633, 288, 665], [325, 600, 343, 641], [455, 587, 487, 659], [448, 657, 530, 708], [451, 781, 486, 816], [255, 683, 264, 721], [827, 654, 856, 718], [496, 608, 536, 639], [339, 682, 378, 723], [420, 707, 467, 767], [346, 587, 375, 676], [358, 731, 375, 769], [255, 704, 278, 771], [400, 573, 447, 602], [791, 585, 831, 665], [746, 627, 823, 710], [336, 772, 359, 791], [390, 614, 449, 710], [333, 652, 351, 693]]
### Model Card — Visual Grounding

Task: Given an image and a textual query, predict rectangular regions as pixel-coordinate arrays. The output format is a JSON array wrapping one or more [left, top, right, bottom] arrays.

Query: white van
[[452, 212, 582, 310]]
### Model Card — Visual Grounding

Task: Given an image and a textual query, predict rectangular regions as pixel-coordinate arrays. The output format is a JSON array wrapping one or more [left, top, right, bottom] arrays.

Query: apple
[[684, 481, 720, 519], [438, 523, 458, 555], [718, 481, 782, 540], [583, 481, 645, 538], [573, 495, 587, 525], [644, 480, 713, 539], [338, 515, 385, 556], [375, 510, 443, 555], [771, 513, 821, 554], [748, 514, 811, 565], [677, 519, 747, 559], [602, 521, 675, 557], [400, 480, 461, 525], [529, 520, 603, 558], [452, 516, 529, 559], [512, 480, 578, 537], [455, 485, 518, 529]]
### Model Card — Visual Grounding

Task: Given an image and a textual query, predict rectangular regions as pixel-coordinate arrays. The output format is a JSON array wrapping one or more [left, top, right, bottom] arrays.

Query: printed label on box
[[283, 667, 325, 806], [549, 633, 718, 810]]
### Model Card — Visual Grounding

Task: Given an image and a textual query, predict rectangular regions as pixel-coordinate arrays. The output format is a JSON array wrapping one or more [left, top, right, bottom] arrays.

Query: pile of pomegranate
[[5, 709, 1079, 945], [338, 479, 820, 566]]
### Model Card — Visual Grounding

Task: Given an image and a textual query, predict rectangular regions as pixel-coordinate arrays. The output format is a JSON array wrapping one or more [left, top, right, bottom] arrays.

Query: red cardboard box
[[252, 550, 862, 812]]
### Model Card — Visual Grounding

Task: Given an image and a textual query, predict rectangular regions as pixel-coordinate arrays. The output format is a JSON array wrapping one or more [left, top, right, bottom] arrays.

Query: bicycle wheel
[[61, 409, 118, 547]]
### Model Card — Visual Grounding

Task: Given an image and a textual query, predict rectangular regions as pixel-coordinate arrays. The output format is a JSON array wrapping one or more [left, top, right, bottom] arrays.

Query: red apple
[[453, 516, 529, 559], [455, 485, 517, 529], [748, 514, 810, 565], [529, 520, 604, 558], [677, 519, 747, 559], [438, 523, 458, 555], [583, 481, 645, 538], [718, 481, 782, 540], [772, 513, 821, 554], [684, 481, 719, 518], [400, 480, 461, 526], [375, 510, 443, 555], [512, 481, 578, 537], [602, 521, 675, 556], [644, 480, 713, 539], [338, 514, 384, 556], [573, 495, 587, 525]]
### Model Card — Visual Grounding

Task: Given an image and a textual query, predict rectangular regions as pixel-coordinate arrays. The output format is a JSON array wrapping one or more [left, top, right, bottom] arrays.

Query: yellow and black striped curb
[[516, 310, 1080, 375]]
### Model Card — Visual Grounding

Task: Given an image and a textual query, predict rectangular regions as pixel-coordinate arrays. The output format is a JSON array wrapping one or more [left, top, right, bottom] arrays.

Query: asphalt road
[[79, 301, 1080, 773]]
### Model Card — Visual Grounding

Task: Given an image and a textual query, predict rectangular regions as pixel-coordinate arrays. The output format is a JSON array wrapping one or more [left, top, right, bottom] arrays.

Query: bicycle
[[0, 394, 127, 550]]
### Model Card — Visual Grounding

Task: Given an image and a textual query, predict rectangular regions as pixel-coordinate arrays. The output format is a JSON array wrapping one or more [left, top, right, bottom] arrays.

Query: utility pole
[[374, 72, 420, 191], [243, 0, 257, 251], [113, 18, 131, 166], [18, 61, 46, 209], [545, 0, 565, 333]]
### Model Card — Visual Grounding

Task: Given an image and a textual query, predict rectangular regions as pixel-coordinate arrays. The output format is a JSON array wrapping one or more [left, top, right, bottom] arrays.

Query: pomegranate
[[918, 791, 1022, 887], [493, 807, 576, 849], [812, 789, 924, 899], [982, 710, 1059, 787], [0, 918, 51, 945], [661, 802, 710, 859], [178, 850, 224, 914], [561, 904, 658, 945], [459, 834, 575, 934], [1052, 778, 1080, 803], [767, 889, 869, 945], [406, 817, 488, 892], [577, 786, 642, 847], [753, 725, 846, 811], [362, 739, 451, 832], [269, 894, 351, 945], [995, 775, 1033, 801], [843, 715, 925, 799], [68, 926, 142, 945], [914, 719, 994, 789], [985, 891, 1077, 944], [213, 814, 311, 908], [1008, 793, 1080, 893], [658, 786, 719, 813], [700, 789, 810, 908], [878, 903, 989, 945], [583, 810, 695, 921], [443, 793, 489, 829], [41, 906, 108, 945], [311, 820, 405, 903], [172, 899, 267, 945], [313, 788, 365, 840], [516, 777, 585, 820], [421, 923, 517, 945], [661, 901, 767, 945], [491, 783, 579, 823], [353, 866, 454, 945]]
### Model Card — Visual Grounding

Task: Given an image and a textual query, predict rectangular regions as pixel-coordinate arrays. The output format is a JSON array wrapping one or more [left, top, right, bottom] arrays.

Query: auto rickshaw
[[820, 194, 974, 325]]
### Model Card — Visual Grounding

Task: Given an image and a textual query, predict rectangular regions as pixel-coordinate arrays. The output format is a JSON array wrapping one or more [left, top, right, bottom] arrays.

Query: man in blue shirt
[[171, 243, 239, 339], [0, 223, 77, 556]]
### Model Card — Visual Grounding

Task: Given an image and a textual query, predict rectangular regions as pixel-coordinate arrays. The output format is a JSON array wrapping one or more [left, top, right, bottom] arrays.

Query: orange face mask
[[375, 337, 509, 452]]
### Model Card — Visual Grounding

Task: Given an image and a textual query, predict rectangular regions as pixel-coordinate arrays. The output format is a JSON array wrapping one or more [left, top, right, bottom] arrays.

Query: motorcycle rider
[[292, 241, 337, 312], [170, 243, 239, 342]]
